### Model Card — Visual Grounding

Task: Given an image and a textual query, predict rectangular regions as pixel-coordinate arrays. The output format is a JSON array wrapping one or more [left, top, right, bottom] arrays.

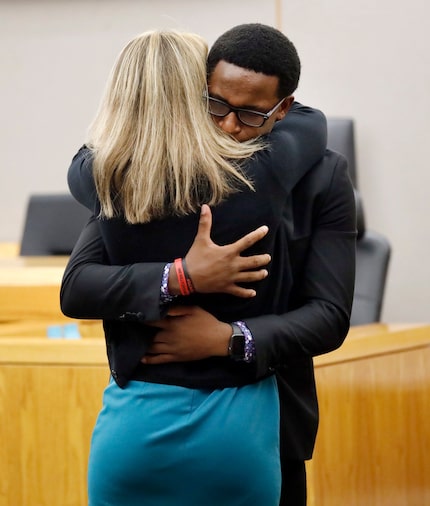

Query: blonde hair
[[87, 30, 264, 223]]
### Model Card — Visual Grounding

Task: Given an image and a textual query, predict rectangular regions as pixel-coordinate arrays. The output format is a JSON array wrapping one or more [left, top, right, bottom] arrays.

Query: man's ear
[[276, 96, 294, 121]]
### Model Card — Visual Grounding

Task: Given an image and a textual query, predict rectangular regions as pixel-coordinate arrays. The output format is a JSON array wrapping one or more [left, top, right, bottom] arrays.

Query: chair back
[[351, 191, 391, 325], [20, 194, 91, 255], [327, 118, 357, 187]]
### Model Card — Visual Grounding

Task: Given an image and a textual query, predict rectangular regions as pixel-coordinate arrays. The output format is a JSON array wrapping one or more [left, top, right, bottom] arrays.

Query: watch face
[[229, 334, 245, 359]]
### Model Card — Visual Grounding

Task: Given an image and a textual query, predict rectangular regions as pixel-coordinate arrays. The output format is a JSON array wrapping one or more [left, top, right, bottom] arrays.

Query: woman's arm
[[273, 101, 327, 173], [66, 145, 98, 211], [67, 103, 327, 213]]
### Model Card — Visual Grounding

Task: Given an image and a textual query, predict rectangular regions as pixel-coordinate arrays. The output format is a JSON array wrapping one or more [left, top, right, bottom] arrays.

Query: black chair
[[327, 117, 358, 187], [327, 117, 391, 324], [20, 194, 91, 256], [350, 191, 391, 325]]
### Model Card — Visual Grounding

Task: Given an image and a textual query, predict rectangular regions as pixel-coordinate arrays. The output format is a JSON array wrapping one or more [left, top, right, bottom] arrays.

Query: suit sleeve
[[273, 102, 327, 173], [62, 147, 171, 321], [245, 155, 357, 377], [66, 145, 99, 212], [60, 215, 167, 321]]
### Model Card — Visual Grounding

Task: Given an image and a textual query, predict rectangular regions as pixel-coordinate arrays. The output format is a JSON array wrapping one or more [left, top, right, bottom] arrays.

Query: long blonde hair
[[87, 30, 264, 223]]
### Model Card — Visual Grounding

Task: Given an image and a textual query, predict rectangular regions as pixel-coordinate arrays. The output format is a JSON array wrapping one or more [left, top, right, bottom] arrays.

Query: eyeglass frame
[[203, 94, 287, 128]]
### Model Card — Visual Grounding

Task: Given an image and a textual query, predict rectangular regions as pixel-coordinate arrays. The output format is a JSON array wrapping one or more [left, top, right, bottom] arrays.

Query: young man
[[61, 24, 356, 505]]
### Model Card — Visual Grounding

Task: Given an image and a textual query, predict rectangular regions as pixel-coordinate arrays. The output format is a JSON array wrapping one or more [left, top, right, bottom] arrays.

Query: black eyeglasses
[[204, 95, 286, 128]]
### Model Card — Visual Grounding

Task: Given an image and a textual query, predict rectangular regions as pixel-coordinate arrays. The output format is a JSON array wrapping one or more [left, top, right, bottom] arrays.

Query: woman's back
[[87, 30, 263, 224]]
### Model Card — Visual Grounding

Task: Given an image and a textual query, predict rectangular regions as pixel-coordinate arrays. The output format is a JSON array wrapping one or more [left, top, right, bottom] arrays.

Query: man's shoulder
[[308, 148, 348, 180], [274, 101, 326, 130], [322, 148, 347, 164], [293, 148, 351, 198]]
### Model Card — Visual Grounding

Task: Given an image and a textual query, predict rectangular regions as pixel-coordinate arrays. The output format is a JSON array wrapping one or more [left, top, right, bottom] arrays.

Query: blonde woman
[[63, 29, 332, 505]]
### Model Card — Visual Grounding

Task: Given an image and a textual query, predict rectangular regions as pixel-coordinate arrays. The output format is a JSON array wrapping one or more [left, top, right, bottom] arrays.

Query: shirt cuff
[[160, 262, 178, 305], [234, 320, 256, 363]]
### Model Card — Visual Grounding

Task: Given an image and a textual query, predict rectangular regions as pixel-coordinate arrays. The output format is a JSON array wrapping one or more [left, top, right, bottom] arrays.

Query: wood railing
[[0, 324, 429, 505], [307, 323, 430, 506], [1, 251, 429, 505]]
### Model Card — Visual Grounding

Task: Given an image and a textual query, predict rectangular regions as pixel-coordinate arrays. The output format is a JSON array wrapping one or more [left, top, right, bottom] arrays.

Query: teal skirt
[[88, 376, 281, 506]]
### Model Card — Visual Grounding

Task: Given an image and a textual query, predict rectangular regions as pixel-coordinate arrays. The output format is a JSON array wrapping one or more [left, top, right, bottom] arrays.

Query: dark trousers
[[279, 460, 307, 506]]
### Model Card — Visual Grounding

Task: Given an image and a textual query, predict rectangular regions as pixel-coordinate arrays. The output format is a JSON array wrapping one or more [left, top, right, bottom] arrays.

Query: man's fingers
[[194, 204, 213, 244], [235, 269, 269, 283], [166, 305, 195, 317], [222, 269, 268, 298], [227, 286, 257, 298], [145, 320, 163, 328], [141, 354, 173, 365], [239, 253, 271, 270], [233, 225, 269, 252]]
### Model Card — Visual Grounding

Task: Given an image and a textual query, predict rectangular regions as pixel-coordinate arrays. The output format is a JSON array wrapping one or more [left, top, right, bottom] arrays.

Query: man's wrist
[[230, 321, 256, 363], [228, 323, 246, 361], [160, 263, 178, 303]]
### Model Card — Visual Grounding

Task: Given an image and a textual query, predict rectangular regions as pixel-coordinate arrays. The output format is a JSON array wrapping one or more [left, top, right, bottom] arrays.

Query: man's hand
[[169, 204, 271, 298], [142, 305, 231, 365]]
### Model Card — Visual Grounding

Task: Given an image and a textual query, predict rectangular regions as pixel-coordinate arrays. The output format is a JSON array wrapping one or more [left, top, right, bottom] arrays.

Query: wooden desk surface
[[0, 323, 429, 365], [0, 255, 70, 321], [0, 255, 68, 283], [314, 322, 430, 366], [0, 242, 19, 257]]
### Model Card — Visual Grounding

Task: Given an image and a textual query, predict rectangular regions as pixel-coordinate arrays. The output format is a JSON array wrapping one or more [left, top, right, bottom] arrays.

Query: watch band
[[228, 323, 246, 361]]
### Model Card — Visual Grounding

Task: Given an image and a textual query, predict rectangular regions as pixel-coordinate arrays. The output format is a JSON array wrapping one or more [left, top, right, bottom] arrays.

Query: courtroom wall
[[279, 0, 430, 324]]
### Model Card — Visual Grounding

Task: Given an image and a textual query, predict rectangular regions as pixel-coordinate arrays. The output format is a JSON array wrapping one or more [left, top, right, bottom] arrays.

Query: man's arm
[[61, 103, 334, 366], [60, 207, 271, 319], [248, 154, 356, 375], [142, 153, 356, 369], [60, 216, 167, 321]]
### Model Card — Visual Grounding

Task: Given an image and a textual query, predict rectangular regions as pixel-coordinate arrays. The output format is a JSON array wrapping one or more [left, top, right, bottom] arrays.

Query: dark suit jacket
[[61, 104, 356, 461]]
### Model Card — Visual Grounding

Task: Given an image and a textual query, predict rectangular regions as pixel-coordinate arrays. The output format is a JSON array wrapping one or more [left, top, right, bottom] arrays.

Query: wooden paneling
[[0, 325, 429, 505], [0, 256, 102, 335], [307, 324, 430, 506], [0, 339, 108, 506], [0, 365, 108, 506], [0, 256, 69, 322]]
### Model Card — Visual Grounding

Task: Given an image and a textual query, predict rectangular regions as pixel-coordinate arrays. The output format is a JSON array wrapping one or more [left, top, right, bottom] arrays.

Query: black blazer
[[61, 104, 356, 460]]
